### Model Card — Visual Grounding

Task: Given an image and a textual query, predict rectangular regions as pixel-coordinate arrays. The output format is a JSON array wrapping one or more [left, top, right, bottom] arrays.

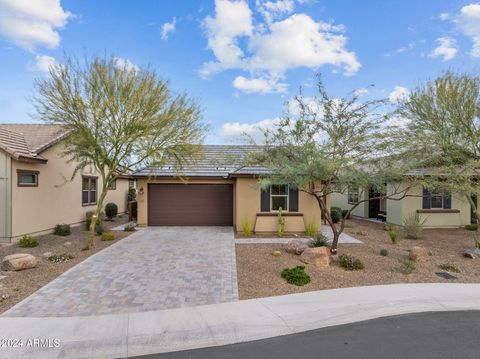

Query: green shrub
[[85, 210, 105, 230], [341, 209, 350, 219], [438, 263, 460, 273], [398, 258, 416, 274], [277, 207, 285, 237], [128, 187, 137, 202], [339, 254, 364, 270], [305, 221, 318, 237], [309, 233, 329, 248], [54, 224, 71, 236], [48, 253, 74, 263], [389, 229, 399, 244], [105, 202, 118, 220], [402, 212, 426, 239], [331, 206, 342, 213], [124, 224, 136, 232], [96, 224, 106, 235], [465, 224, 478, 231], [101, 232, 115, 241], [281, 266, 311, 286], [380, 248, 389, 256], [330, 208, 342, 223], [240, 217, 252, 236], [18, 235, 39, 248]]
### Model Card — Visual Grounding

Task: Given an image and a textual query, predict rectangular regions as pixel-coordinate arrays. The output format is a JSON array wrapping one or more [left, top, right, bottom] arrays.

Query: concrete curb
[[1, 283, 479, 358]]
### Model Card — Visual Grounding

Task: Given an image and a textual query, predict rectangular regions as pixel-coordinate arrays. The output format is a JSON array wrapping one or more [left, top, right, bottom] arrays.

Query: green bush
[[96, 224, 106, 235], [281, 266, 311, 286], [277, 208, 285, 237], [389, 229, 399, 244], [85, 210, 105, 230], [465, 224, 478, 231], [54, 224, 71, 236], [398, 258, 416, 274], [48, 253, 74, 263], [330, 208, 342, 223], [124, 224, 136, 232], [18, 235, 38, 248], [439, 263, 460, 273], [305, 221, 318, 237], [240, 217, 252, 236], [331, 206, 342, 213], [341, 209, 350, 219], [128, 187, 137, 202], [380, 248, 389, 256], [339, 254, 364, 270], [105, 202, 118, 220], [309, 233, 329, 248], [101, 232, 115, 241], [402, 212, 426, 239]]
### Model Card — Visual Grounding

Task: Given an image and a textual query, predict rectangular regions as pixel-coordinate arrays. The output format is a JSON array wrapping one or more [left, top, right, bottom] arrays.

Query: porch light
[[138, 186, 145, 196]]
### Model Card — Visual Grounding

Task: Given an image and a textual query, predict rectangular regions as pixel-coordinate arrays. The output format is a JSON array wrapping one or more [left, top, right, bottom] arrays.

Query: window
[[17, 170, 39, 187], [348, 187, 359, 204], [108, 179, 116, 190], [422, 187, 451, 209], [82, 176, 97, 206], [129, 179, 136, 189], [270, 184, 289, 211]]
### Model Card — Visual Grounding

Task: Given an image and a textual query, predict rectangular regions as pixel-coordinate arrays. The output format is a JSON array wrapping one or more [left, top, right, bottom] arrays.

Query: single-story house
[[133, 145, 322, 234], [0, 124, 130, 243], [331, 180, 476, 228]]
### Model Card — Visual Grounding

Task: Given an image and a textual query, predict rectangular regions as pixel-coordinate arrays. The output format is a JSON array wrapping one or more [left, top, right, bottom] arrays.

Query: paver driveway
[[3, 227, 238, 317]]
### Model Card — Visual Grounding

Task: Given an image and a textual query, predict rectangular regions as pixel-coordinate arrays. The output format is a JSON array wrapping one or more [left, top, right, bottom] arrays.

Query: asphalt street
[[132, 311, 480, 359]]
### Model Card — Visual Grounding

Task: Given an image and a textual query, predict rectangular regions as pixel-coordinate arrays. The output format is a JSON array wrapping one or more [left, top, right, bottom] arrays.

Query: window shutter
[[443, 191, 452, 209], [261, 187, 270, 212], [422, 187, 431, 209], [289, 187, 299, 212]]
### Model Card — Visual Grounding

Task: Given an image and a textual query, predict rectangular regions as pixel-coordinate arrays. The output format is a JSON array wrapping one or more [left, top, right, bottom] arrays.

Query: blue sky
[[0, 0, 479, 143]]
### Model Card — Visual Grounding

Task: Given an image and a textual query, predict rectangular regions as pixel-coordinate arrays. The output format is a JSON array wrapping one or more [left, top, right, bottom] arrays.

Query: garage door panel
[[148, 184, 233, 226]]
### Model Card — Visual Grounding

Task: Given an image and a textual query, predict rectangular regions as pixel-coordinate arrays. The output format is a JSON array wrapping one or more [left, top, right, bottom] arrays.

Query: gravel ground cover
[[236, 218, 480, 299], [0, 216, 132, 314]]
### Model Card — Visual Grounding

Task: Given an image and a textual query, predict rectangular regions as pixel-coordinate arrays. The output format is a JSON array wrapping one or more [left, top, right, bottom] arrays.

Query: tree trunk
[[87, 187, 109, 248], [331, 230, 340, 254], [312, 192, 338, 255]]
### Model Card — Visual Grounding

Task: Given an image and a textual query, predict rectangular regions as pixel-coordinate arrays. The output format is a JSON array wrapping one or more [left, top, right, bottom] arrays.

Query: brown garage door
[[148, 184, 233, 226]]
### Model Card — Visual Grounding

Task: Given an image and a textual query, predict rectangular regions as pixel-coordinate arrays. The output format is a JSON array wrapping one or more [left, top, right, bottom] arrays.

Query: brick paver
[[3, 227, 238, 317]]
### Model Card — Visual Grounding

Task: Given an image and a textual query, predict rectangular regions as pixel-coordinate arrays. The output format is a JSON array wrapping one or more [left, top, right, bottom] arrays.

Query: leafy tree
[[397, 71, 480, 225], [253, 77, 413, 254], [34, 55, 205, 247]]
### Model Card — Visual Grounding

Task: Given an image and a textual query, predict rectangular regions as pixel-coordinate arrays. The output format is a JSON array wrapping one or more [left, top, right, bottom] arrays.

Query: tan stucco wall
[[11, 142, 129, 239], [136, 176, 322, 234], [0, 150, 11, 242], [136, 177, 236, 227], [386, 182, 404, 226], [330, 187, 368, 218]]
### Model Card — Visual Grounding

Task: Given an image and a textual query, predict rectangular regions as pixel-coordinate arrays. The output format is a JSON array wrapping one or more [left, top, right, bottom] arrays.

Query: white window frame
[[270, 184, 289, 212]]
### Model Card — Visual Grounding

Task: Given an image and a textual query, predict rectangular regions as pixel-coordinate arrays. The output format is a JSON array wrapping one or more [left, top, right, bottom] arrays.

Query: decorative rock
[[284, 240, 308, 255], [42, 252, 53, 258], [409, 246, 429, 261], [300, 247, 330, 268], [273, 250, 281, 257], [1, 254, 38, 271], [463, 248, 480, 259], [63, 241, 72, 248]]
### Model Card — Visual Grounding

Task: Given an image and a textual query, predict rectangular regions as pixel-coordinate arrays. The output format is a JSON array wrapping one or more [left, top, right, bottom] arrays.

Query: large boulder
[[464, 248, 480, 259], [300, 247, 330, 268], [409, 246, 429, 261], [284, 240, 308, 255], [1, 254, 38, 271]]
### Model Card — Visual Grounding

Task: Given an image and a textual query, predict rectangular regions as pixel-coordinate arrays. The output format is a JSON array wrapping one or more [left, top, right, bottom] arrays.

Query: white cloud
[[161, 17, 176, 41], [0, 0, 72, 51], [201, 0, 360, 93], [220, 118, 281, 142], [34, 54, 57, 72], [354, 88, 369, 97], [439, 12, 450, 21], [233, 75, 287, 94], [429, 36, 458, 61], [115, 57, 139, 72], [456, 3, 480, 57], [389, 86, 410, 103]]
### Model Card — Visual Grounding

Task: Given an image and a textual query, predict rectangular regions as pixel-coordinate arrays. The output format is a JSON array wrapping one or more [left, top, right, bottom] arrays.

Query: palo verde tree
[[397, 71, 480, 225], [34, 55, 205, 247], [253, 77, 414, 254]]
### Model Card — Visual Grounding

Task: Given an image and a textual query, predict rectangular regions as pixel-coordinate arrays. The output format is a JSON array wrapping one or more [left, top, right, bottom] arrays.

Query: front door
[[368, 188, 380, 218]]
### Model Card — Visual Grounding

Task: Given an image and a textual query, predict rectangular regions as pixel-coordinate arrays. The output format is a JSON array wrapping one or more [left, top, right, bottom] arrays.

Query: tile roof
[[133, 145, 269, 178], [0, 124, 69, 162]]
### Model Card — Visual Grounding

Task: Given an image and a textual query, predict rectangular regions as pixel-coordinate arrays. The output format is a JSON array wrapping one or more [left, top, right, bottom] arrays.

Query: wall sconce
[[138, 186, 145, 196]]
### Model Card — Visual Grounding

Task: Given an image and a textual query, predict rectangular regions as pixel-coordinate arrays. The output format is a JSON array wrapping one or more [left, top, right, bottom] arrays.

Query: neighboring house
[[133, 145, 322, 234], [0, 124, 129, 243], [331, 180, 475, 228]]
